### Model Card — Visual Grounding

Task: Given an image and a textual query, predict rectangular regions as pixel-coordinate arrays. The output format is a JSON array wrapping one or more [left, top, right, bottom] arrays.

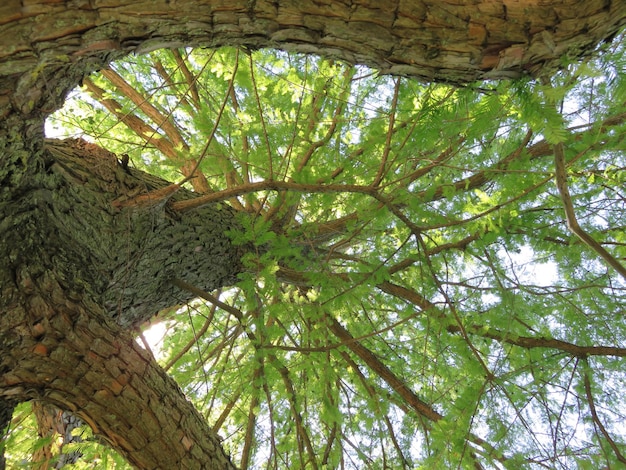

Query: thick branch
[[1, 281, 236, 469]]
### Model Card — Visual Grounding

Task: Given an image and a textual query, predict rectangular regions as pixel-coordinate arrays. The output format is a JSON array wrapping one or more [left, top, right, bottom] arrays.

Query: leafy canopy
[[10, 38, 626, 468]]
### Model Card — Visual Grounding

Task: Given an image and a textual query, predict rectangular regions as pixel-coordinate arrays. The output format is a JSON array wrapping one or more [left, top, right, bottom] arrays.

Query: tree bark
[[1, 0, 625, 107], [43, 138, 243, 327], [0, 0, 624, 468], [0, 136, 239, 468], [2, 271, 236, 469]]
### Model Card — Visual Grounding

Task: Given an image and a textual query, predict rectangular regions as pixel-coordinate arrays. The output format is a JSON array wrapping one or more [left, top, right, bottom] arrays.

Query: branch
[[83, 76, 212, 193], [582, 359, 626, 465], [248, 53, 274, 179], [327, 314, 509, 467], [553, 141, 626, 280], [171, 279, 319, 468], [163, 302, 218, 372], [83, 77, 177, 159], [411, 128, 534, 203], [240, 366, 262, 469], [170, 180, 377, 212], [378, 281, 626, 358], [372, 76, 400, 187], [528, 110, 626, 160], [172, 49, 201, 109], [326, 316, 442, 422], [100, 67, 189, 152]]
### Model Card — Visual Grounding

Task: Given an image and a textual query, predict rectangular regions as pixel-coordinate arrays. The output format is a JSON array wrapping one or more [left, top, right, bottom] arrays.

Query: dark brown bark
[[0, 1, 624, 468]]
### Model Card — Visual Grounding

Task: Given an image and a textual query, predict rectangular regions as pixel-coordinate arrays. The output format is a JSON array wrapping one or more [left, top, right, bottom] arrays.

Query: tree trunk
[[0, 0, 624, 100], [43, 138, 243, 328], [0, 0, 624, 468], [2, 271, 236, 469], [1, 134, 239, 468]]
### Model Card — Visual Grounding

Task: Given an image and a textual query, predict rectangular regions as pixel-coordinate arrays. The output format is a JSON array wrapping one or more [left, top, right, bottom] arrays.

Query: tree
[[1, 1, 626, 468]]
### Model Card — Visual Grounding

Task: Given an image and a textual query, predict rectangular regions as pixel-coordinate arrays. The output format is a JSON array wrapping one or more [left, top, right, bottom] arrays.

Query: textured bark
[[0, 135, 238, 468], [1, 272, 236, 469], [0, 0, 625, 108], [43, 138, 243, 327], [0, 1, 624, 468]]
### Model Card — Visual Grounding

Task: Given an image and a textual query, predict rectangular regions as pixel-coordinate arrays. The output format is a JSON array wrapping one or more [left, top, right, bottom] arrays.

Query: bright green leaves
[[511, 79, 570, 144]]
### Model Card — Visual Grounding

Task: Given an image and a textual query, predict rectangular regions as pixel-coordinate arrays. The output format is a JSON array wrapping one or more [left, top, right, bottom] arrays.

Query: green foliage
[[30, 35, 626, 468], [4, 403, 130, 469]]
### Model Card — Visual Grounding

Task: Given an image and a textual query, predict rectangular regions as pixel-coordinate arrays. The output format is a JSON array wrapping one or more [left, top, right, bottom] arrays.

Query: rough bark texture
[[44, 138, 243, 327], [0, 0, 624, 468], [0, 135, 239, 468], [1, 268, 236, 469], [1, 0, 625, 105]]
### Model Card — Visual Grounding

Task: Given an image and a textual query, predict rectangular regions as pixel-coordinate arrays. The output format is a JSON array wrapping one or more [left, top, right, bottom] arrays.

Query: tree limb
[[582, 359, 626, 465], [553, 141, 626, 280]]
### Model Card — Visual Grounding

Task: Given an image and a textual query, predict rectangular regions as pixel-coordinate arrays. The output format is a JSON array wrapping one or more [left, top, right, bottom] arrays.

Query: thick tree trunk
[[0, 134, 239, 468], [0, 0, 624, 101], [2, 271, 236, 469], [0, 0, 624, 468]]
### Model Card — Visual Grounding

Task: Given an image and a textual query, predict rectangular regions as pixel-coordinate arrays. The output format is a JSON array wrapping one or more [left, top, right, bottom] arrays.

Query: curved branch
[[582, 359, 626, 465], [553, 141, 626, 280]]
